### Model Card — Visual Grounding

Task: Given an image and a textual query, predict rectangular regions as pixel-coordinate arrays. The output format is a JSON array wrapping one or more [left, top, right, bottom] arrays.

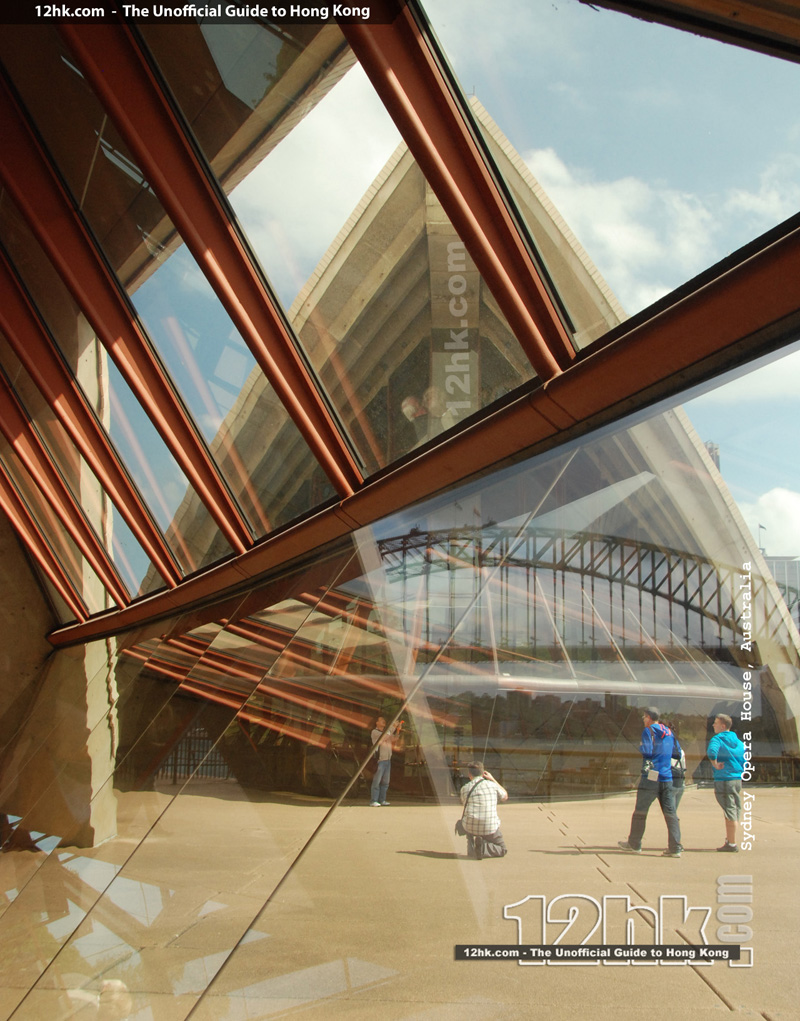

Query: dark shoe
[[618, 840, 641, 853], [717, 842, 739, 852]]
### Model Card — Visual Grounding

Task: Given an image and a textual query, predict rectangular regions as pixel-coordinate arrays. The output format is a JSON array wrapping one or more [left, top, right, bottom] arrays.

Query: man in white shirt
[[370, 716, 403, 806], [459, 761, 508, 858]]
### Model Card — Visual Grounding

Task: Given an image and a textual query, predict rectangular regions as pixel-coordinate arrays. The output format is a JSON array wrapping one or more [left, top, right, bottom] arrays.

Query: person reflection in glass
[[618, 708, 683, 857], [369, 716, 403, 806]]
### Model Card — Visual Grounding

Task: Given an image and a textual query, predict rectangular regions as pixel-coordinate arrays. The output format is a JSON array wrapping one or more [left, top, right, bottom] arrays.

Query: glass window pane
[[0, 333, 161, 597], [4, 342, 799, 1014], [115, 346, 800, 1014], [683, 343, 800, 569], [424, 0, 800, 342], [0, 24, 336, 540], [142, 22, 541, 474], [0, 188, 214, 578], [0, 449, 104, 618]]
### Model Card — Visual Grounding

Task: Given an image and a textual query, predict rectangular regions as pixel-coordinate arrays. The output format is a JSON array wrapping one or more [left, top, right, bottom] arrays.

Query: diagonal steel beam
[[0, 75, 252, 556], [543, 217, 800, 426], [0, 252, 181, 588], [0, 373, 130, 606], [45, 157, 800, 645], [585, 0, 800, 63], [60, 23, 363, 498], [0, 461, 87, 621], [343, 1, 573, 378]]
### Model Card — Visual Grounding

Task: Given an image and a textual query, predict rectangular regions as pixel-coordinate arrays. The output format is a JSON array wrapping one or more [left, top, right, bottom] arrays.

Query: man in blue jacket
[[707, 713, 746, 852], [619, 708, 683, 857]]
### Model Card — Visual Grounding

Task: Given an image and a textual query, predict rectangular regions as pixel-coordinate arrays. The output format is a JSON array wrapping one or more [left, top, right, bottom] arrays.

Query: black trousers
[[627, 778, 682, 852]]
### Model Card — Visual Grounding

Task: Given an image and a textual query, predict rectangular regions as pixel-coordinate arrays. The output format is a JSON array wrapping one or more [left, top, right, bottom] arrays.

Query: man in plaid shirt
[[460, 761, 508, 858]]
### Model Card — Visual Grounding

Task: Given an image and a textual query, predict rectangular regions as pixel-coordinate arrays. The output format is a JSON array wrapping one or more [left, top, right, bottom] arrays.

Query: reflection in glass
[[0, 334, 158, 598], [168, 359, 800, 1011], [0, 23, 337, 543], [1, 15, 799, 1015], [1, 552, 374, 1016], [0, 188, 211, 584], [143, 21, 539, 473], [4, 352, 800, 1011], [423, 0, 800, 334]]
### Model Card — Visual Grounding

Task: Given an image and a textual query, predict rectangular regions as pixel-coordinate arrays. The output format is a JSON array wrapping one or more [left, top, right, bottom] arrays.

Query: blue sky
[[425, 0, 800, 312], [421, 0, 800, 555], [193, 3, 800, 557], [681, 350, 800, 556]]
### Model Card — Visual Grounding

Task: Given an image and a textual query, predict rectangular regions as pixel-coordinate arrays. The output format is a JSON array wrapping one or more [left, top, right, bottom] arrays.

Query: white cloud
[[726, 153, 800, 226], [525, 147, 715, 313], [524, 146, 800, 317], [686, 345, 800, 405], [738, 488, 800, 557], [424, 0, 589, 73], [229, 65, 401, 307]]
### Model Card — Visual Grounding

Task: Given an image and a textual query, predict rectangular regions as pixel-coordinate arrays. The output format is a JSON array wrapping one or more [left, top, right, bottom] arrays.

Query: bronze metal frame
[[0, 3, 796, 643]]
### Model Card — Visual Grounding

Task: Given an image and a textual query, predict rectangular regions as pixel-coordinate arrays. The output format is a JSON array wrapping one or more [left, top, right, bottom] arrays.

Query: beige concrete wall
[[0, 517, 54, 743], [1, 639, 120, 848], [0, 519, 118, 847]]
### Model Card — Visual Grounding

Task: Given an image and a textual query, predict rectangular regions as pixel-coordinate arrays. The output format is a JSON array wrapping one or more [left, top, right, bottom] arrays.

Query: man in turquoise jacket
[[707, 713, 746, 852]]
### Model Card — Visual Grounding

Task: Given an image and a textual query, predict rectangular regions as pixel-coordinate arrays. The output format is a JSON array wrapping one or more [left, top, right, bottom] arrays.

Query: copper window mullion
[[543, 221, 800, 424], [0, 253, 182, 588], [44, 184, 800, 646], [0, 462, 87, 622], [0, 78, 253, 555], [589, 1, 800, 63], [342, 3, 572, 378], [0, 373, 130, 607], [60, 23, 363, 498]]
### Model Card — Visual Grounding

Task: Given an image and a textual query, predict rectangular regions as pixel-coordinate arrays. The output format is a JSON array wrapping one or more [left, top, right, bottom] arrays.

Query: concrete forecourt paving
[[1, 785, 796, 1019]]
